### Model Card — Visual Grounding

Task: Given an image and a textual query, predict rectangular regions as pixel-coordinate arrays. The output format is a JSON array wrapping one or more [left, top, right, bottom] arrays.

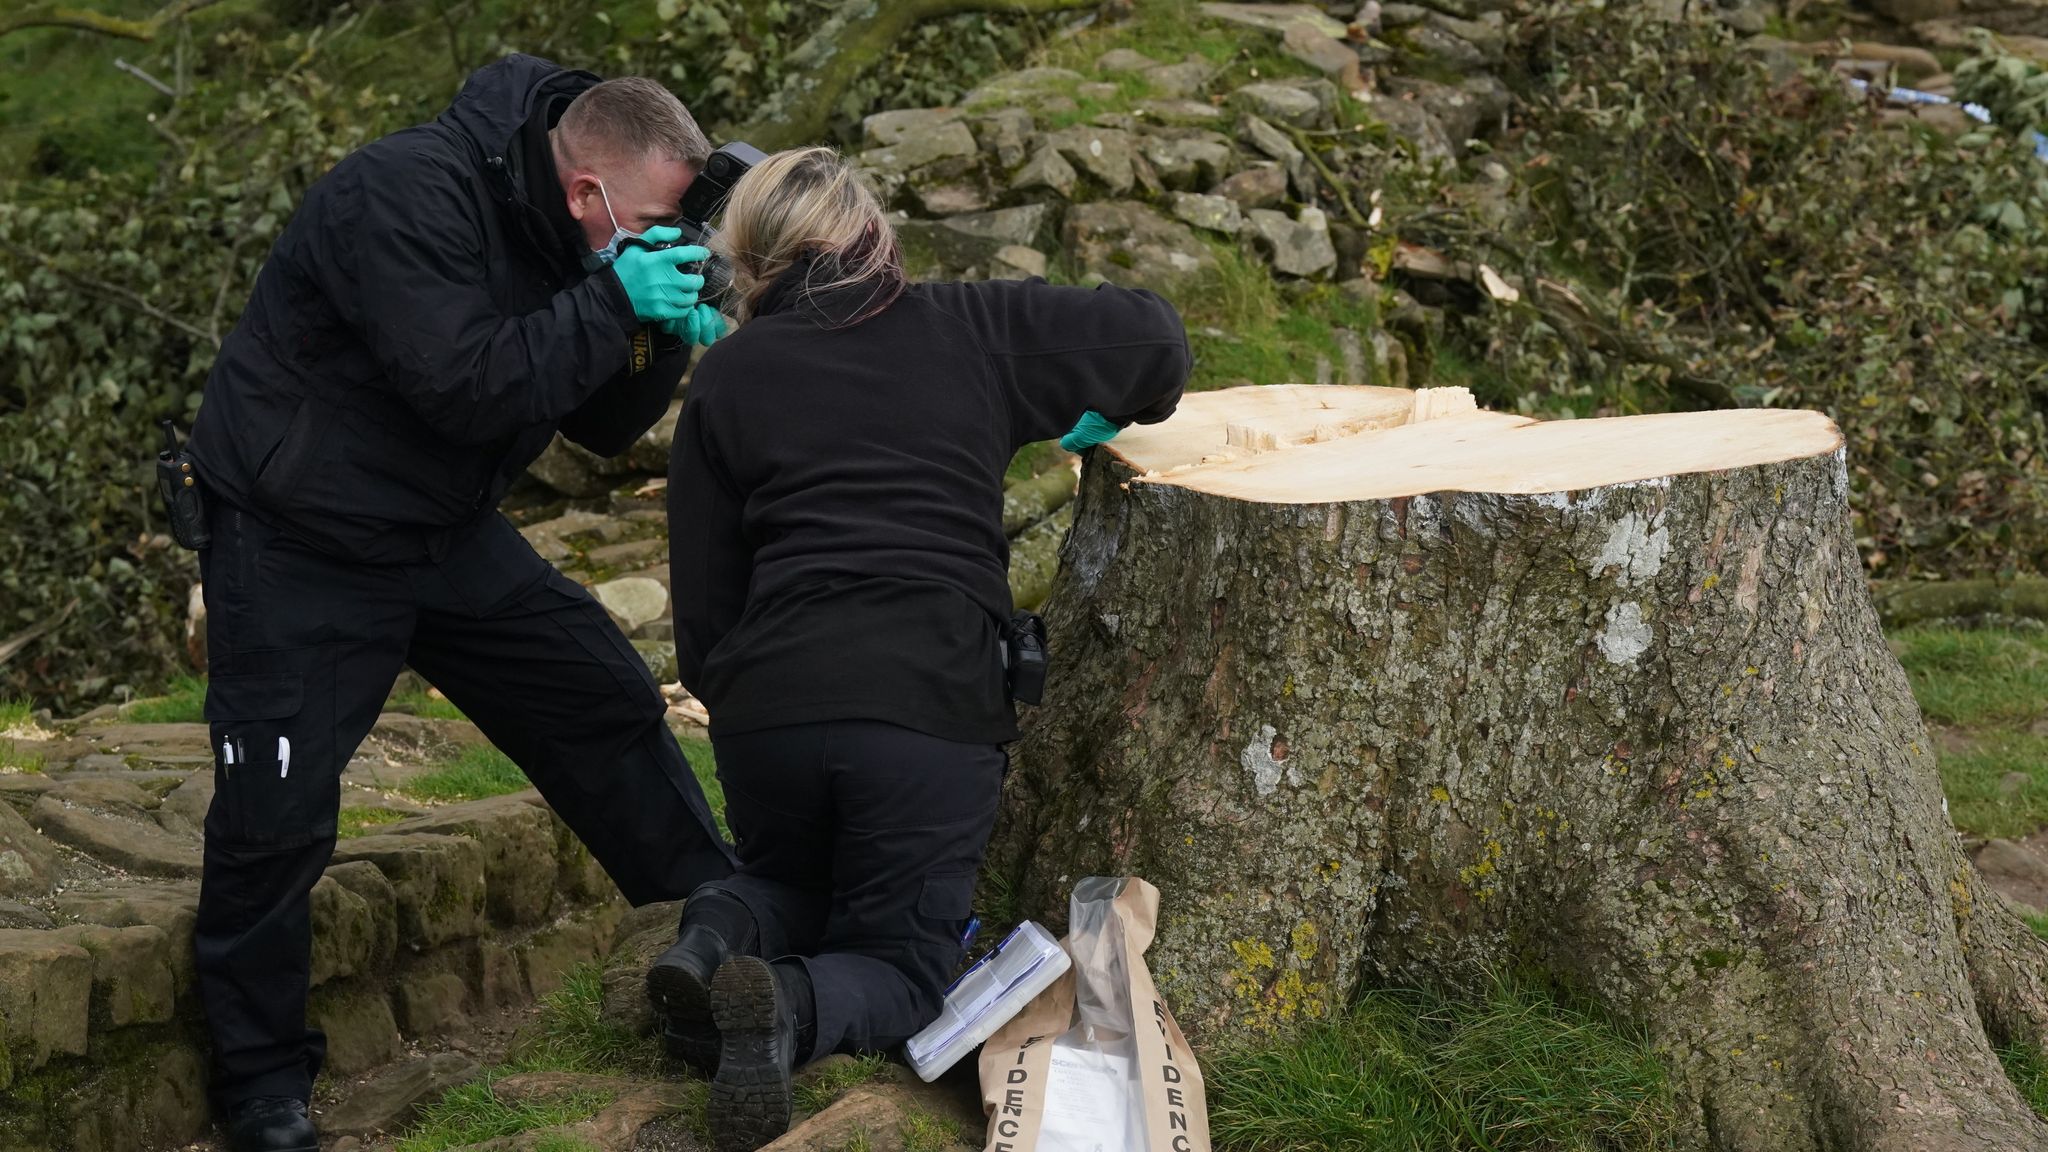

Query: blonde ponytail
[[713, 146, 904, 326]]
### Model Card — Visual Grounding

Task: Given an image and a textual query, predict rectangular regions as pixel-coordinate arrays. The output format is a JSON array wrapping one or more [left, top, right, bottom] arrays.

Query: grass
[[337, 806, 409, 839], [393, 1078, 613, 1152], [2001, 1042, 2048, 1118], [1177, 243, 1386, 392], [401, 745, 532, 804], [0, 697, 33, 734], [387, 690, 467, 720], [1206, 977, 1678, 1152], [680, 735, 728, 835], [123, 675, 208, 724], [793, 1053, 892, 1115], [2029, 911, 2048, 942], [898, 1108, 973, 1152], [396, 965, 688, 1151], [1892, 627, 2048, 840]]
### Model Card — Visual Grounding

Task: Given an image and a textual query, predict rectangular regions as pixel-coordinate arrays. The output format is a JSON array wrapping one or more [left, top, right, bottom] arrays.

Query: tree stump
[[989, 385, 2048, 1151]]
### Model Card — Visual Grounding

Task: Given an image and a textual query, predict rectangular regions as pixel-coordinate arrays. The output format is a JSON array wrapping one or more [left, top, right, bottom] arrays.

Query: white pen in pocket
[[278, 736, 292, 779]]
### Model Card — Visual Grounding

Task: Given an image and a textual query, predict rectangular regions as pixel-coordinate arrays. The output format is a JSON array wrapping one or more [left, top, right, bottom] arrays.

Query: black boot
[[706, 957, 811, 1152], [647, 922, 731, 1071], [224, 1097, 318, 1152], [648, 890, 756, 1073]]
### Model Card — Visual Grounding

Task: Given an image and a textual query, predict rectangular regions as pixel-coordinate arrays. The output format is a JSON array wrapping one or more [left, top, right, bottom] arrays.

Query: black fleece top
[[667, 262, 1191, 743]]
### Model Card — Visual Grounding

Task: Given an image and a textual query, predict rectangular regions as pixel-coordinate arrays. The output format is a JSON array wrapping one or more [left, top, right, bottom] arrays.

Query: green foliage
[[403, 744, 531, 803], [1181, 245, 1383, 392], [897, 1109, 971, 1152], [1452, 7, 2048, 580], [336, 806, 408, 838], [679, 734, 726, 835], [792, 1053, 891, 1115], [1929, 731, 2048, 841], [122, 675, 208, 724], [1955, 53, 2048, 140], [2026, 911, 2048, 942], [1206, 977, 1678, 1152], [2000, 1041, 2048, 1118], [0, 698, 31, 732]]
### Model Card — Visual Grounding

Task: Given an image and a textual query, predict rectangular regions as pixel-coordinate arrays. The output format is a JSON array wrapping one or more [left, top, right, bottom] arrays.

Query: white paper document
[[1036, 1043, 1142, 1152]]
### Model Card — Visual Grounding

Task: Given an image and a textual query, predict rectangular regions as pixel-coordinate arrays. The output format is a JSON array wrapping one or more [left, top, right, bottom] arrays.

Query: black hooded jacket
[[668, 263, 1190, 744], [190, 54, 686, 562]]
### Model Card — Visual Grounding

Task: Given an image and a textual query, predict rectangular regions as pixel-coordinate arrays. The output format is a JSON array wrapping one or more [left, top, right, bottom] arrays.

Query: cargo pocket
[[917, 871, 977, 921], [205, 671, 326, 849]]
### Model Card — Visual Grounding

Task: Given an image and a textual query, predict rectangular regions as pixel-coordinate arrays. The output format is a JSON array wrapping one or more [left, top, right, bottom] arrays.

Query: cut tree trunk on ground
[[988, 385, 2048, 1152], [1872, 576, 2048, 628]]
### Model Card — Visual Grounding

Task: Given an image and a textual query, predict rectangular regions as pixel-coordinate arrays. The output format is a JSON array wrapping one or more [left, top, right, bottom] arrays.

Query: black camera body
[[631, 140, 765, 312]]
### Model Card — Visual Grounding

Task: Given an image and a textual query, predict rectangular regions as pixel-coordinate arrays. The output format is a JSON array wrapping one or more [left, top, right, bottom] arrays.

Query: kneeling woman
[[651, 146, 1190, 1148]]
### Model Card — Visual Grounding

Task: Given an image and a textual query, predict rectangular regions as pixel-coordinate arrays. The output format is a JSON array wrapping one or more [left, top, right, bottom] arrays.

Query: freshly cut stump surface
[[991, 385, 2048, 1152]]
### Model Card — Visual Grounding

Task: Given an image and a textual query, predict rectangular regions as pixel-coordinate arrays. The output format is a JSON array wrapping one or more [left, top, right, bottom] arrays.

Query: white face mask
[[590, 177, 644, 265]]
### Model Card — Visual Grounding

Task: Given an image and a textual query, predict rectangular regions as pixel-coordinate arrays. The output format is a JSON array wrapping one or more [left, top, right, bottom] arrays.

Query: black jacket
[[668, 264, 1190, 744], [191, 54, 687, 562]]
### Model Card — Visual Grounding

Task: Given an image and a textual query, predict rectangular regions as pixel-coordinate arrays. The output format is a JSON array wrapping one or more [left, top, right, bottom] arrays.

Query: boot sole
[[708, 957, 792, 1152], [647, 955, 719, 1072]]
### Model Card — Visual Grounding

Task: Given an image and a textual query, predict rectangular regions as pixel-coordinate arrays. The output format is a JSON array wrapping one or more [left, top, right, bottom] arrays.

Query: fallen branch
[[1871, 577, 2048, 629], [736, 0, 1097, 150], [0, 0, 221, 43], [0, 600, 78, 669]]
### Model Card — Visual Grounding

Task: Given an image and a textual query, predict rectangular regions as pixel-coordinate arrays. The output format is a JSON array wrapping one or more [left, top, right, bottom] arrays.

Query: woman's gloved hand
[[613, 228, 710, 323], [1060, 411, 1122, 454], [661, 303, 726, 348]]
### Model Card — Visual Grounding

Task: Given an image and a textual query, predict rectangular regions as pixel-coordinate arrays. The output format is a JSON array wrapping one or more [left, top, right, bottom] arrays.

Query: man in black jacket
[[186, 55, 736, 1152]]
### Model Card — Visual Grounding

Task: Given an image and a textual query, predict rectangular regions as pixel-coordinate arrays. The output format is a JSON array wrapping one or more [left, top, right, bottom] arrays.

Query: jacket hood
[[438, 54, 599, 158]]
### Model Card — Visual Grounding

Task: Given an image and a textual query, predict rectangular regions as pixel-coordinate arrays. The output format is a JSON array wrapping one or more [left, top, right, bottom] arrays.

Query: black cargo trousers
[[194, 499, 737, 1108]]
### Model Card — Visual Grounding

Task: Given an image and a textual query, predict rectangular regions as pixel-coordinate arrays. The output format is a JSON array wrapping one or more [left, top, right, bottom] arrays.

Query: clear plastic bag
[[979, 877, 1210, 1152]]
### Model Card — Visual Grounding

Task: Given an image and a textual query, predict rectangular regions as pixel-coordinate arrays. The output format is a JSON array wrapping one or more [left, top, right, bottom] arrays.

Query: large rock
[[989, 244, 1048, 280], [1210, 164, 1289, 211], [330, 833, 486, 949], [632, 639, 678, 684], [31, 782, 202, 878], [1138, 98, 1227, 126], [536, 801, 618, 908], [306, 980, 402, 1076], [969, 108, 1035, 170], [1975, 838, 2048, 912], [322, 1051, 482, 1139], [76, 722, 212, 768], [860, 106, 963, 149], [383, 795, 561, 927], [1009, 146, 1078, 200], [50, 881, 200, 994], [1282, 19, 1369, 91], [591, 577, 670, 643], [1169, 191, 1245, 235], [526, 436, 614, 498], [600, 908, 678, 1039], [1145, 55, 1219, 99], [1139, 131, 1236, 192], [1397, 21, 1488, 71], [900, 205, 1059, 275], [1384, 74, 1510, 148], [0, 798, 58, 897], [961, 67, 1084, 113], [1062, 202, 1219, 295], [0, 930, 91, 1084], [1247, 206, 1339, 278], [517, 902, 623, 998], [1043, 126, 1138, 194], [394, 967, 472, 1037], [49, 924, 175, 1029], [857, 121, 979, 183], [4, 1034, 208, 1152], [324, 859, 399, 973], [1197, 2, 1349, 38], [1228, 81, 1334, 129], [152, 771, 212, 840], [1372, 95, 1456, 165], [310, 870, 379, 988]]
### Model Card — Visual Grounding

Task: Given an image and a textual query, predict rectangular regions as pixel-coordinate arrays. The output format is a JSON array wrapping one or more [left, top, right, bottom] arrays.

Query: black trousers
[[698, 719, 1005, 1059], [194, 501, 736, 1107]]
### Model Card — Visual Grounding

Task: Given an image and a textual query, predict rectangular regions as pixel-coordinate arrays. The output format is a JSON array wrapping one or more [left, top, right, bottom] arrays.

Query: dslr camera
[[629, 140, 765, 312]]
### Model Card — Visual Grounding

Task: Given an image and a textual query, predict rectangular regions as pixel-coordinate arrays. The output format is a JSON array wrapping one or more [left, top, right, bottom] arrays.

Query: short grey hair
[[558, 77, 711, 169]]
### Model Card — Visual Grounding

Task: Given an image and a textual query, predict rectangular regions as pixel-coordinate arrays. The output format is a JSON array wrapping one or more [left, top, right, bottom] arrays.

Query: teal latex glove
[[1060, 411, 1121, 453], [612, 228, 709, 324], [661, 303, 726, 348]]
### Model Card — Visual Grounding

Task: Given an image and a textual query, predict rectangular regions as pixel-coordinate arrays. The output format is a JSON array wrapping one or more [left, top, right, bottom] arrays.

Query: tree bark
[[734, 0, 1097, 151], [988, 387, 2048, 1151], [0, 0, 219, 43]]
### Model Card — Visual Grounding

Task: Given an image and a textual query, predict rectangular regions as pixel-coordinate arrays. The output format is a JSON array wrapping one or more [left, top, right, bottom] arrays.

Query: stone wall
[[0, 716, 625, 1152]]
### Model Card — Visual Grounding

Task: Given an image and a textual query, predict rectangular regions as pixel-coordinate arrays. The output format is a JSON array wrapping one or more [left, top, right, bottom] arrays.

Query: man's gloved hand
[[613, 227, 709, 323], [1060, 411, 1122, 454], [660, 303, 726, 348]]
